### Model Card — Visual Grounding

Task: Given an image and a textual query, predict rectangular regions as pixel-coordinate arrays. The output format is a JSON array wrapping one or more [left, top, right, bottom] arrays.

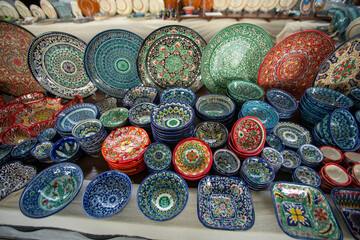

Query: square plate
[[271, 182, 343, 240], [197, 175, 255, 231]]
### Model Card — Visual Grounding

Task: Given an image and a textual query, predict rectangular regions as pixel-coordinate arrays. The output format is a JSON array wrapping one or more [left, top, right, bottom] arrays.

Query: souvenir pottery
[[195, 94, 235, 123], [7, 93, 45, 106], [31, 141, 54, 163], [280, 149, 301, 172], [50, 137, 82, 163], [292, 166, 321, 187], [194, 121, 228, 149], [240, 157, 275, 190], [77, 0, 100, 16], [0, 143, 13, 165], [212, 149, 241, 176], [226, 80, 265, 107], [297, 144, 323, 168], [122, 86, 158, 109], [10, 138, 37, 162], [160, 87, 196, 107], [95, 97, 118, 115], [144, 142, 172, 172], [128, 103, 155, 130], [265, 89, 298, 120], [1, 125, 33, 145], [261, 147, 283, 172], [265, 133, 284, 152], [37, 128, 58, 143], [273, 122, 311, 149], [100, 107, 129, 131]]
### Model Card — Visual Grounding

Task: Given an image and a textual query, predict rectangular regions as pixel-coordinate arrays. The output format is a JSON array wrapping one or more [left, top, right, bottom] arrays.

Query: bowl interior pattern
[[100, 107, 129, 128]]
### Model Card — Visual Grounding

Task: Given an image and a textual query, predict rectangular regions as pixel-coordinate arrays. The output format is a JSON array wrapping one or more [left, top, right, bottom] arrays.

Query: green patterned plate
[[201, 23, 273, 95], [84, 29, 143, 98], [27, 32, 97, 99], [137, 25, 207, 93]]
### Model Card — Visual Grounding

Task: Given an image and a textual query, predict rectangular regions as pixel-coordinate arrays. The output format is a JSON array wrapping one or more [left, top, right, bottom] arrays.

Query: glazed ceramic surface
[[293, 166, 321, 187], [271, 182, 342, 240], [77, 0, 100, 16], [128, 103, 155, 127], [100, 107, 128, 130], [197, 176, 255, 230], [31, 141, 54, 162], [241, 157, 275, 184], [122, 86, 158, 109], [202, 23, 273, 95], [0, 144, 12, 165], [265, 133, 284, 152], [82, 171, 132, 218], [258, 30, 334, 100], [11, 138, 37, 160], [160, 87, 195, 106], [298, 144, 323, 165], [95, 97, 118, 115], [305, 87, 353, 110], [137, 171, 188, 221], [8, 93, 45, 105], [0, 161, 36, 201], [19, 163, 83, 218], [273, 122, 311, 149], [261, 147, 283, 171], [227, 80, 265, 102], [27, 32, 96, 99], [144, 142, 172, 171], [0, 21, 45, 96], [280, 150, 301, 170], [213, 149, 240, 175], [84, 30, 143, 98], [265, 89, 298, 113], [0, 125, 33, 145], [195, 94, 235, 120], [137, 25, 206, 93], [37, 128, 57, 143], [50, 137, 81, 162], [194, 121, 228, 149]]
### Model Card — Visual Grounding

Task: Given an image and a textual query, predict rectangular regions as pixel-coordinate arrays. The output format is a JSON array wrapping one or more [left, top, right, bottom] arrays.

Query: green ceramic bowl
[[100, 107, 129, 131], [227, 80, 265, 102]]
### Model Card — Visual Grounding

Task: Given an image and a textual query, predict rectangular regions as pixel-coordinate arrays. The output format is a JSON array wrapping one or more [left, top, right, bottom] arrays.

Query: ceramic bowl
[[144, 142, 172, 172], [19, 162, 83, 218], [0, 103, 24, 119], [100, 107, 129, 131], [122, 86, 159, 109], [323, 163, 351, 186], [273, 122, 311, 149], [197, 175, 255, 231], [297, 144, 324, 167], [95, 97, 118, 115], [7, 92, 45, 105], [128, 103, 156, 128], [349, 87, 360, 109], [0, 124, 33, 146], [55, 103, 100, 135], [305, 87, 353, 110], [280, 150, 301, 172], [240, 157, 275, 190], [31, 141, 54, 163], [352, 163, 360, 184], [10, 138, 37, 161], [344, 151, 360, 167], [292, 166, 321, 187], [0, 116, 14, 136], [0, 144, 13, 165], [239, 100, 279, 132], [265, 134, 284, 152], [195, 94, 235, 120], [194, 121, 228, 149], [227, 80, 264, 102], [50, 137, 81, 163], [160, 87, 196, 107], [37, 128, 58, 143], [82, 171, 132, 219], [137, 171, 188, 221], [261, 147, 284, 172], [212, 149, 241, 176], [265, 89, 298, 113]]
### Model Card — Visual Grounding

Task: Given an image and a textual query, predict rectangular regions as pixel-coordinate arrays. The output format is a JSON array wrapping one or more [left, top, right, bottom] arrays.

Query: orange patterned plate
[[77, 0, 100, 16]]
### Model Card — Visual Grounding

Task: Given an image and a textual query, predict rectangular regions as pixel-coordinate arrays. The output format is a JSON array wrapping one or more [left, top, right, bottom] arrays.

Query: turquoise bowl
[[160, 87, 196, 107]]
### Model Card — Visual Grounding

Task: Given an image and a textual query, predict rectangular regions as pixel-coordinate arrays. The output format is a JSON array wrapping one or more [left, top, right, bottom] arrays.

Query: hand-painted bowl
[[323, 163, 351, 186], [293, 166, 321, 187], [37, 128, 58, 143], [280, 149, 301, 172], [82, 171, 132, 219], [11, 138, 37, 160], [95, 97, 118, 115], [305, 87, 353, 110], [31, 141, 54, 163], [160, 87, 196, 107], [349, 87, 360, 109], [344, 151, 360, 166], [50, 137, 81, 163], [261, 147, 284, 172], [0, 103, 24, 119], [19, 162, 83, 218], [0, 144, 13, 165], [0, 124, 33, 146], [297, 144, 324, 167], [227, 80, 265, 102], [265, 88, 298, 113], [212, 149, 241, 176], [194, 121, 228, 149], [128, 103, 156, 128], [122, 86, 158, 109], [100, 107, 129, 131], [320, 146, 343, 164], [0, 116, 14, 135], [144, 142, 172, 171], [265, 134, 284, 152], [7, 92, 45, 105], [137, 171, 188, 221], [195, 94, 235, 120], [240, 157, 275, 189], [273, 122, 312, 149]]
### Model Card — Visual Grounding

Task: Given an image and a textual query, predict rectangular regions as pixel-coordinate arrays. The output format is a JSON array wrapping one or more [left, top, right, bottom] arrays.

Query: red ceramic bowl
[[322, 163, 352, 187], [0, 124, 33, 145], [344, 152, 360, 166], [7, 92, 45, 105], [0, 103, 24, 119], [320, 146, 343, 163]]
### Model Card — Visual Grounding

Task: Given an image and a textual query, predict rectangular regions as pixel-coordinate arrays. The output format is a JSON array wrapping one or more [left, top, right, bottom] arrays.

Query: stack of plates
[[292, 166, 321, 188], [265, 89, 298, 120], [299, 87, 353, 128], [319, 163, 352, 193], [240, 157, 275, 191], [151, 102, 194, 146], [261, 147, 284, 172], [227, 116, 266, 159], [343, 151, 360, 168], [101, 126, 150, 175], [297, 144, 324, 168]]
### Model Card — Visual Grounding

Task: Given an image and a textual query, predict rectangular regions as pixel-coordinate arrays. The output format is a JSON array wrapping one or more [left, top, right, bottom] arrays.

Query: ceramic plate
[[312, 0, 325, 12], [258, 30, 334, 100], [197, 175, 255, 230], [28, 32, 97, 99], [115, 0, 132, 15], [30, 4, 46, 19], [331, 188, 360, 240], [300, 0, 312, 15], [0, 0, 19, 19], [273, 122, 311, 149], [346, 18, 360, 40], [260, 0, 277, 12], [277, 0, 297, 10], [313, 34, 360, 95], [77, 0, 100, 16], [0, 21, 45, 96], [52, 2, 74, 19], [228, 0, 247, 11], [137, 25, 207, 93], [149, 0, 163, 14], [84, 29, 143, 98], [271, 182, 343, 240], [98, 0, 116, 16], [202, 23, 273, 95], [15, 0, 32, 18], [132, 0, 149, 13], [244, 0, 263, 12], [40, 0, 57, 18], [213, 0, 230, 11]]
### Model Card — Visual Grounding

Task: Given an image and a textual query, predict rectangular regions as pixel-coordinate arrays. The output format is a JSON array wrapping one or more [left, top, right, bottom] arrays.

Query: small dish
[[195, 94, 235, 121], [280, 149, 301, 172], [273, 122, 311, 149], [265, 89, 298, 113], [11, 138, 37, 161], [297, 144, 323, 167], [0, 124, 33, 145], [344, 151, 360, 167], [0, 144, 13, 165], [194, 121, 228, 149], [31, 141, 54, 163], [137, 171, 188, 221], [197, 175, 255, 231], [160, 87, 196, 107], [261, 147, 283, 172], [100, 107, 129, 131], [50, 137, 81, 163], [82, 171, 132, 219], [19, 162, 84, 218], [227, 80, 265, 103], [28, 119, 56, 137], [271, 182, 342, 240], [143, 142, 172, 172], [128, 103, 156, 128], [122, 86, 158, 109], [37, 128, 58, 143], [212, 149, 241, 176], [240, 157, 275, 190], [293, 166, 321, 187], [305, 87, 353, 111]]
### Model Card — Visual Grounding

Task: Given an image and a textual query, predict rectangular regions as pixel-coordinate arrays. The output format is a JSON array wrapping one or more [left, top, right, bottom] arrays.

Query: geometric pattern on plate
[[273, 122, 312, 149]]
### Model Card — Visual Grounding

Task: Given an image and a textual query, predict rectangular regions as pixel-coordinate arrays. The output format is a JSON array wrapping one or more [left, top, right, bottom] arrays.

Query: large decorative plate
[[313, 34, 360, 95], [132, 0, 149, 13], [0, 0, 20, 19], [137, 25, 207, 93], [0, 21, 45, 96], [271, 182, 343, 240], [228, 0, 247, 12], [273, 122, 311, 149], [260, 0, 277, 12], [202, 23, 273, 95], [28, 32, 97, 99], [84, 30, 143, 98], [197, 176, 255, 231], [115, 0, 132, 15], [212, 0, 230, 11], [40, 0, 57, 18], [258, 30, 334, 100], [15, 0, 32, 18], [30, 4, 46, 19], [244, 0, 263, 12], [98, 0, 117, 16]]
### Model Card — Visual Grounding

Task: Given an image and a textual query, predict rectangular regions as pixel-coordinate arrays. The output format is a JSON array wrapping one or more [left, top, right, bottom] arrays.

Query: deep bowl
[[50, 137, 81, 163], [293, 166, 321, 187], [265, 134, 284, 152], [160, 87, 196, 107], [280, 149, 301, 171], [305, 87, 353, 110], [128, 103, 156, 127], [11, 138, 37, 160], [297, 144, 324, 166], [144, 142, 172, 171], [261, 147, 284, 172], [227, 80, 264, 101], [195, 94, 235, 120], [82, 171, 132, 219], [31, 141, 54, 163], [100, 107, 129, 131], [241, 157, 275, 186], [0, 144, 13, 165], [19, 162, 83, 218], [122, 86, 158, 109], [212, 149, 241, 176], [37, 128, 58, 143], [266, 88, 298, 113], [194, 121, 228, 149]]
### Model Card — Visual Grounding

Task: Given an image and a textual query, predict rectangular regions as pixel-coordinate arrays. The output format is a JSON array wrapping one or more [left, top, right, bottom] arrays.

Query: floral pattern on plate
[[273, 122, 311, 149]]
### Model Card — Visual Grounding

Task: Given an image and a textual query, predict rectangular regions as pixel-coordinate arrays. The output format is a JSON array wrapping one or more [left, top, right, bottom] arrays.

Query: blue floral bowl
[[266, 89, 298, 113], [240, 157, 275, 190], [11, 138, 37, 161], [297, 144, 324, 167], [144, 142, 172, 172], [265, 134, 284, 152], [82, 171, 132, 219], [292, 166, 321, 187], [137, 171, 188, 221], [280, 149, 301, 172], [128, 103, 156, 128], [195, 94, 235, 120], [50, 137, 81, 163], [122, 86, 158, 109], [160, 87, 196, 107], [31, 141, 54, 163], [349, 88, 360, 109], [194, 121, 228, 149], [261, 147, 284, 172], [0, 144, 13, 165], [19, 162, 83, 218], [37, 128, 58, 143], [305, 87, 353, 111], [212, 149, 241, 176]]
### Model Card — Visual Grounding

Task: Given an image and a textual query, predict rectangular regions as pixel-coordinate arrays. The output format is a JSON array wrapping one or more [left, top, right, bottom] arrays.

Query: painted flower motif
[[283, 202, 312, 228], [313, 208, 329, 222]]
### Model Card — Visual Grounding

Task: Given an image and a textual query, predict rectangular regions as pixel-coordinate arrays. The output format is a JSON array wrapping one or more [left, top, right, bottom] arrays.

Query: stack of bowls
[[37, 128, 59, 143], [173, 138, 212, 181], [151, 102, 194, 146], [240, 157, 275, 191], [319, 146, 343, 166], [226, 80, 265, 107], [316, 108, 360, 152], [50, 137, 82, 163], [319, 163, 352, 193], [238, 100, 279, 133], [261, 147, 284, 172], [128, 103, 156, 131], [10, 138, 37, 163], [195, 94, 235, 125], [102, 126, 150, 175], [143, 142, 172, 173], [292, 166, 321, 188], [280, 150, 301, 172], [343, 151, 360, 167], [227, 117, 266, 159], [212, 149, 241, 176], [299, 87, 353, 128], [99, 107, 129, 131], [297, 144, 324, 168], [347, 163, 360, 188], [160, 87, 195, 107], [122, 86, 159, 109], [265, 89, 298, 120], [193, 121, 228, 149]]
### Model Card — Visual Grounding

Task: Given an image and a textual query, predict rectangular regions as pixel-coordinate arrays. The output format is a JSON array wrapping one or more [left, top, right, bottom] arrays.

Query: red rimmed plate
[[0, 124, 33, 145], [102, 126, 150, 164], [173, 138, 212, 179], [258, 30, 334, 100], [231, 116, 266, 154]]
